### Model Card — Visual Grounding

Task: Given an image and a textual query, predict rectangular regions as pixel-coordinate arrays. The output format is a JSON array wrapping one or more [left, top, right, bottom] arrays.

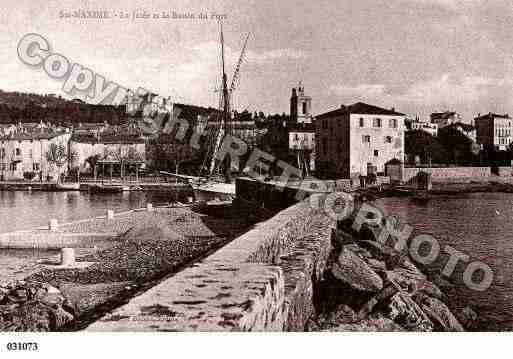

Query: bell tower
[[290, 81, 312, 124]]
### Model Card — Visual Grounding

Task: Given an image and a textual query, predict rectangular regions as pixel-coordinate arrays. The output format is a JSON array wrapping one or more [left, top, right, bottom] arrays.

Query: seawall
[[88, 193, 336, 331]]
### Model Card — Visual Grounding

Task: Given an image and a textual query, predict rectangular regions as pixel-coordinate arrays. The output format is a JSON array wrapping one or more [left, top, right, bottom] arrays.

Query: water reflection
[[0, 190, 185, 234]]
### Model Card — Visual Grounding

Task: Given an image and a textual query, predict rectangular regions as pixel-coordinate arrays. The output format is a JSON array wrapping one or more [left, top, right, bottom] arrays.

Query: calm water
[[374, 193, 513, 330], [0, 190, 185, 234]]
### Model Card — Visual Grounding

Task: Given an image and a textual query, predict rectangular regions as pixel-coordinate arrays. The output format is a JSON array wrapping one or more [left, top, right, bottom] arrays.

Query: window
[[29, 149, 33, 159], [15, 148, 21, 156], [373, 118, 382, 127], [33, 163, 40, 171], [374, 150, 379, 157], [0, 148, 4, 158], [302, 102, 307, 115], [294, 133, 299, 140], [322, 138, 328, 155], [362, 135, 371, 144], [359, 118, 364, 127], [385, 136, 392, 143], [389, 118, 398, 128], [322, 120, 328, 129]]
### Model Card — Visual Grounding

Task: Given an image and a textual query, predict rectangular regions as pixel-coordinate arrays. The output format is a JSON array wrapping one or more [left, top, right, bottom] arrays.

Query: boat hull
[[192, 182, 235, 202]]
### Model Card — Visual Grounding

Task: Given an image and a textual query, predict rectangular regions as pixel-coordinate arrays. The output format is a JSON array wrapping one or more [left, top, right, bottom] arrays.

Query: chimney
[[391, 107, 395, 112]]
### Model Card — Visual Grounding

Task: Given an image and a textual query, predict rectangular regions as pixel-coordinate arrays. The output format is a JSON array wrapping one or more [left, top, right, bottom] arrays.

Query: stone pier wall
[[403, 166, 492, 182], [88, 195, 336, 331]]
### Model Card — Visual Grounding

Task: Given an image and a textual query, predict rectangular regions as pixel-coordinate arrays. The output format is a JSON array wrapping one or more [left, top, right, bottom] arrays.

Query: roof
[[71, 133, 145, 144], [430, 111, 458, 120], [474, 112, 510, 120], [316, 102, 404, 119], [0, 130, 68, 141]]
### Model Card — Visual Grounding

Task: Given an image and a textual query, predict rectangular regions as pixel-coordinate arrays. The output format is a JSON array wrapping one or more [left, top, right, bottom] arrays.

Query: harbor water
[[374, 192, 513, 330]]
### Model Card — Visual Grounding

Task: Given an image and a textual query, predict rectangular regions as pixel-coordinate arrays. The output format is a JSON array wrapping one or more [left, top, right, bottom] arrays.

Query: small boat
[[191, 181, 235, 202], [89, 184, 127, 194], [55, 183, 80, 191]]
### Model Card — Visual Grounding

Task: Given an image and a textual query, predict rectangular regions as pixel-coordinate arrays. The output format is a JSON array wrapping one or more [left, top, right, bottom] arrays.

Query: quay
[[0, 180, 192, 192]]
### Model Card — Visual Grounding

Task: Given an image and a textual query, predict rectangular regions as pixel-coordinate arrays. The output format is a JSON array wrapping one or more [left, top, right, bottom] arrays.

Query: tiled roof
[[316, 102, 404, 119], [0, 130, 68, 141], [475, 113, 510, 120]]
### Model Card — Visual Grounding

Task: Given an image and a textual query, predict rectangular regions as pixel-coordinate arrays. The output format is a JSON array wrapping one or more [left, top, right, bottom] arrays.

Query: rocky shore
[[307, 210, 476, 332]]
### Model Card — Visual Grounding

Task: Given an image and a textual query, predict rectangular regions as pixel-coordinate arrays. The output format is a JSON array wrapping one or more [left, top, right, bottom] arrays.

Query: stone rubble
[[310, 215, 466, 332], [0, 281, 74, 331]]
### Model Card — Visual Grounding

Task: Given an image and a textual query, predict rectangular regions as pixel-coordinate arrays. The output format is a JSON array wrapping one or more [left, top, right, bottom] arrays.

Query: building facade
[[0, 128, 71, 181], [430, 111, 463, 128], [474, 113, 512, 151], [290, 83, 313, 125], [316, 102, 405, 179], [288, 84, 315, 175], [411, 120, 438, 137]]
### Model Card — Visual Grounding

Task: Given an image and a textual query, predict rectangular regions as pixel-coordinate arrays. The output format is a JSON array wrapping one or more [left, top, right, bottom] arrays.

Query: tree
[[437, 127, 477, 165], [405, 130, 447, 164], [46, 143, 74, 182]]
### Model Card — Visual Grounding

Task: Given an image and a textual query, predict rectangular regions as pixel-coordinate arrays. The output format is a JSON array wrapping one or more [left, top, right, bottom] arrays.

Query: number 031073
[[6, 342, 39, 351]]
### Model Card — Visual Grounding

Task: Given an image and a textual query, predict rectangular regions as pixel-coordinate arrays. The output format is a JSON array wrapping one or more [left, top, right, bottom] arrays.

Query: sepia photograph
[[0, 0, 512, 357]]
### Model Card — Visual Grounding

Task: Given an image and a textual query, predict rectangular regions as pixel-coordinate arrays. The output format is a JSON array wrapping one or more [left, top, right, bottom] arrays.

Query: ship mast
[[209, 22, 231, 180]]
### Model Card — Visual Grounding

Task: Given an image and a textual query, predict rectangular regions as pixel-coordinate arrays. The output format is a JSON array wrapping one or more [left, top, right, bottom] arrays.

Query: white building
[[288, 83, 315, 174], [430, 111, 463, 128], [474, 113, 512, 151], [0, 128, 71, 181], [316, 102, 405, 179], [411, 120, 438, 136]]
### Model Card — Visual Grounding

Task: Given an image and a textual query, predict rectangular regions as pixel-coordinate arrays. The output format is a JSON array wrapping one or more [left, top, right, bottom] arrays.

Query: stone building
[[0, 126, 71, 181], [430, 111, 463, 128], [411, 119, 438, 137], [315, 102, 405, 179], [70, 130, 146, 175], [474, 112, 512, 151], [288, 84, 315, 175]]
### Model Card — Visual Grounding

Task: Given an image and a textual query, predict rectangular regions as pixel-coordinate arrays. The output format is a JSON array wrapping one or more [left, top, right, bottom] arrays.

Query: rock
[[359, 223, 382, 242], [416, 281, 444, 300], [419, 296, 464, 332], [344, 243, 372, 259], [7, 289, 28, 303], [337, 229, 356, 245], [320, 313, 405, 332], [316, 304, 358, 328], [386, 268, 425, 293], [357, 281, 400, 319], [385, 292, 433, 331], [366, 258, 387, 273], [459, 306, 478, 330], [331, 247, 383, 293], [359, 240, 400, 263], [427, 273, 454, 290], [49, 305, 74, 328]]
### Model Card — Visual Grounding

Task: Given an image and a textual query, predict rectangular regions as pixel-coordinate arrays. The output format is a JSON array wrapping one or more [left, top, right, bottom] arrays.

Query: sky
[[1, 0, 513, 122]]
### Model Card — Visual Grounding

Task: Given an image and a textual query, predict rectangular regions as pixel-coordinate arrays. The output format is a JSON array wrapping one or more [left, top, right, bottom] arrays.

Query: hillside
[[0, 90, 126, 125]]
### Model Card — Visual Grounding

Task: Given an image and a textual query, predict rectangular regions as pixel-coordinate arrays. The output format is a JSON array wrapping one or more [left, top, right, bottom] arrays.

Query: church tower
[[290, 82, 312, 124]]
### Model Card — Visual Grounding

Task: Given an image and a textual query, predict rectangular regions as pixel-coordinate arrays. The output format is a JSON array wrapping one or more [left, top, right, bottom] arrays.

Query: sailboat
[[162, 23, 250, 202]]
